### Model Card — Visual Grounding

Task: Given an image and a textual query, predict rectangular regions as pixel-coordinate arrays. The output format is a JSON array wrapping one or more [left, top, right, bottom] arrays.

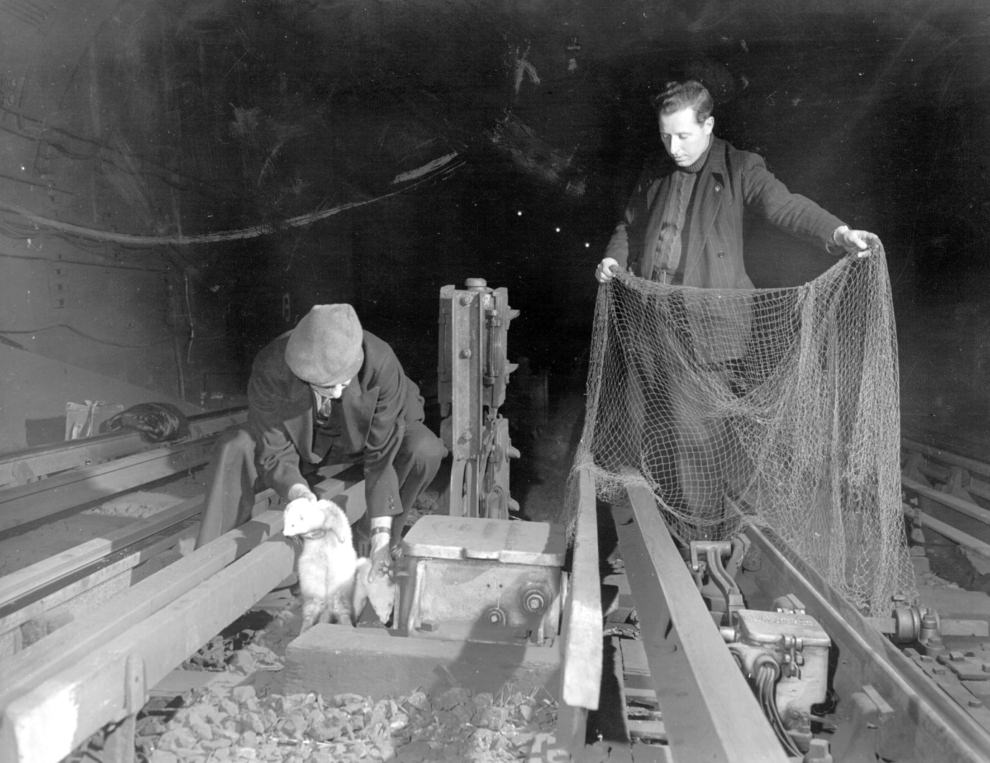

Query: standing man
[[196, 304, 447, 578], [592, 79, 881, 529], [595, 79, 879, 286]]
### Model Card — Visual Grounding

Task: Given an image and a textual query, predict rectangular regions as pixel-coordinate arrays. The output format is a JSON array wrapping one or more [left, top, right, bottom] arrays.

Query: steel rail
[[0, 495, 203, 610], [742, 519, 990, 763], [0, 516, 297, 763], [557, 466, 603, 751], [0, 489, 282, 648], [0, 471, 364, 762], [613, 482, 789, 762], [0, 408, 246, 488], [0, 437, 218, 534]]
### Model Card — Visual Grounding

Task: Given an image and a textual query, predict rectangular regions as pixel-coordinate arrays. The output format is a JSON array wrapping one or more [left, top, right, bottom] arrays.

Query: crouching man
[[196, 303, 447, 578]]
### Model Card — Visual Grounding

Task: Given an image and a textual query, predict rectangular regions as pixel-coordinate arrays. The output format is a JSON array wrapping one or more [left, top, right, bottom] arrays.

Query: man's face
[[659, 107, 714, 167], [310, 379, 351, 399]]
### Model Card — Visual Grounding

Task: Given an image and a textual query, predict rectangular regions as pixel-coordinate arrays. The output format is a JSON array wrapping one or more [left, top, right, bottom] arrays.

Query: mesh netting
[[573, 250, 916, 616]]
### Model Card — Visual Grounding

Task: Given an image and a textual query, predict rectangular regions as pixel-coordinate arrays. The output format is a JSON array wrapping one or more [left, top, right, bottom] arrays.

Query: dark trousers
[[195, 423, 446, 547]]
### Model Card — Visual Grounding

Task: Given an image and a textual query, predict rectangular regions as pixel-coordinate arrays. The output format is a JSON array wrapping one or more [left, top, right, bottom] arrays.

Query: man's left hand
[[834, 226, 882, 258]]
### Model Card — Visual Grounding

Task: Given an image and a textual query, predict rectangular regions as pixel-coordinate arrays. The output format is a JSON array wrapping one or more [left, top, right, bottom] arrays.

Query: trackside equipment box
[[397, 515, 566, 646]]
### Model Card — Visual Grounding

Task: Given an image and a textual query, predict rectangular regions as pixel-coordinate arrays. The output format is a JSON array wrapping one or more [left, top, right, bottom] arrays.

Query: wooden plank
[[0, 510, 282, 706], [906, 505, 990, 558], [0, 489, 280, 643], [614, 484, 788, 763], [908, 459, 990, 502], [0, 485, 282, 615], [0, 496, 203, 607], [0, 437, 218, 534], [561, 467, 603, 711], [0, 523, 196, 651], [0, 474, 359, 709], [283, 622, 561, 700], [0, 526, 298, 763], [903, 475, 990, 529], [903, 438, 990, 481], [0, 409, 246, 488]]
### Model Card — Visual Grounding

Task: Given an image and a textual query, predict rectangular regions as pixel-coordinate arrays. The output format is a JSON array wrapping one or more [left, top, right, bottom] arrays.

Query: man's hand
[[368, 529, 392, 581], [833, 226, 882, 258], [366, 515, 394, 581], [595, 257, 620, 283]]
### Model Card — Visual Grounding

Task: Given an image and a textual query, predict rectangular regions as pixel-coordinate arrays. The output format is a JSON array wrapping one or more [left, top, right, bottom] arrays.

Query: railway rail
[[1, 425, 990, 761]]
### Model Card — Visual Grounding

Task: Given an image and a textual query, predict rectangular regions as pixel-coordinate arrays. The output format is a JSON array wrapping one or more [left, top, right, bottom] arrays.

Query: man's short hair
[[652, 80, 714, 123]]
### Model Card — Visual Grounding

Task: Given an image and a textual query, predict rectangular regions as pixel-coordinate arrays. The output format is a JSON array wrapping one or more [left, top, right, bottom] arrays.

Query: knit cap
[[284, 304, 364, 385]]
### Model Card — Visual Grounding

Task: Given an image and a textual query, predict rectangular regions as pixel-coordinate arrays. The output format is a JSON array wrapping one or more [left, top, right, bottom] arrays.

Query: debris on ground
[[128, 591, 558, 762], [144, 682, 557, 762]]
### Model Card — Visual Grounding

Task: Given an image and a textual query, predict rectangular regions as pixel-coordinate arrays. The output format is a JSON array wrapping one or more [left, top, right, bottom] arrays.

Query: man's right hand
[[595, 257, 620, 283]]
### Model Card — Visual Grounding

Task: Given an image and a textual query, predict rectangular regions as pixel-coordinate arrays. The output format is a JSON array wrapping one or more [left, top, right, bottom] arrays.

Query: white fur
[[283, 498, 366, 632]]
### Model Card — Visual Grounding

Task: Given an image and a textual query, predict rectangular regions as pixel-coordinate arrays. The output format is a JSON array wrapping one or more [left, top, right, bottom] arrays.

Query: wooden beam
[[0, 523, 196, 652], [0, 524, 298, 763], [906, 505, 990, 558], [0, 489, 281, 643], [903, 475, 990, 529], [0, 496, 203, 608], [0, 509, 284, 709], [0, 408, 246, 488], [903, 437, 990, 481], [0, 473, 361, 711], [614, 484, 788, 763], [0, 438, 218, 534]]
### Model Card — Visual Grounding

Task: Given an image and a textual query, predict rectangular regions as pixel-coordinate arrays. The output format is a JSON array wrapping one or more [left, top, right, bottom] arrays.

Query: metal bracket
[[689, 538, 746, 625]]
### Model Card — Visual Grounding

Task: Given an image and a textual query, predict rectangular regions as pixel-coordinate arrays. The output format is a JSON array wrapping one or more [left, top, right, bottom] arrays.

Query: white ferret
[[283, 498, 371, 633]]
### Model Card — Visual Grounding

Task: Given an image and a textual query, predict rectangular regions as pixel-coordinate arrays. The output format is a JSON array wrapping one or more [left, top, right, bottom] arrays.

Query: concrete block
[[283, 624, 561, 700]]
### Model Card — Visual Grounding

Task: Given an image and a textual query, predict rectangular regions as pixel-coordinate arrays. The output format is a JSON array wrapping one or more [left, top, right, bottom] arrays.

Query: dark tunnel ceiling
[[3, 0, 989, 256], [154, 0, 989, 204]]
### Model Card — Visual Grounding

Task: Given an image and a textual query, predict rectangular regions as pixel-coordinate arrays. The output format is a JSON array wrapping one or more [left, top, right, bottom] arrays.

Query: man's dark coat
[[604, 137, 844, 288], [248, 330, 425, 519], [604, 137, 846, 362]]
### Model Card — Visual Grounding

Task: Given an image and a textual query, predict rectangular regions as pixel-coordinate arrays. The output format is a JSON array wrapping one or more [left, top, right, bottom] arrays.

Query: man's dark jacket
[[604, 137, 844, 288], [248, 330, 425, 519], [604, 137, 846, 362]]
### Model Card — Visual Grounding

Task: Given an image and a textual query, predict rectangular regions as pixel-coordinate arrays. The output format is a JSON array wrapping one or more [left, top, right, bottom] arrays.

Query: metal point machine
[[396, 278, 565, 648]]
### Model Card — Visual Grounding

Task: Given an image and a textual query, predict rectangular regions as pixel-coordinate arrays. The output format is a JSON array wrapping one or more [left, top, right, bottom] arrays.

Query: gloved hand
[[833, 226, 882, 258], [367, 518, 393, 581], [595, 257, 620, 283]]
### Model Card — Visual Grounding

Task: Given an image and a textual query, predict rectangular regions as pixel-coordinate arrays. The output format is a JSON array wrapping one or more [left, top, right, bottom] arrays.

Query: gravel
[[133, 593, 558, 762]]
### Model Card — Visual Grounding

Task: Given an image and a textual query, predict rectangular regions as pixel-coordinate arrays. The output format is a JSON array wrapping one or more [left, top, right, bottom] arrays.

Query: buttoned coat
[[248, 330, 425, 519]]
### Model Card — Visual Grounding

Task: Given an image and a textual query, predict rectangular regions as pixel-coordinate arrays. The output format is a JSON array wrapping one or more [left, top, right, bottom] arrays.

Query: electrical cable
[[756, 664, 803, 758], [0, 155, 464, 249], [0, 323, 174, 349], [0, 103, 240, 199], [0, 250, 170, 273]]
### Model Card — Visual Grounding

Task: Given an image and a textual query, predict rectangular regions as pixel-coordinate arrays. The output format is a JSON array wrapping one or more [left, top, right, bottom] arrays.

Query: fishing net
[[573, 250, 916, 616]]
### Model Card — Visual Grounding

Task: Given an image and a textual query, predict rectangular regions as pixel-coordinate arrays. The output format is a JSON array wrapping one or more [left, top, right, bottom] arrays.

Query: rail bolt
[[486, 606, 507, 626], [522, 587, 547, 614]]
